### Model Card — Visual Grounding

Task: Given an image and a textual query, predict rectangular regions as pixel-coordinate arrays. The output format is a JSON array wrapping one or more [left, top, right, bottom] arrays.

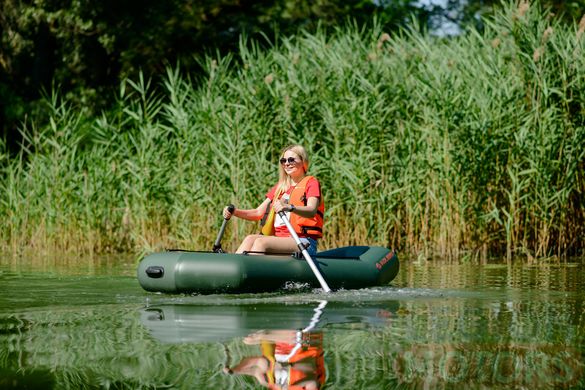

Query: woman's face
[[280, 150, 304, 177]]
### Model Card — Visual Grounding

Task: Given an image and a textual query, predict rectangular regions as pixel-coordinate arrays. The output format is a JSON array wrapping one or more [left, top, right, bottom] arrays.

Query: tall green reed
[[1, 1, 583, 260]]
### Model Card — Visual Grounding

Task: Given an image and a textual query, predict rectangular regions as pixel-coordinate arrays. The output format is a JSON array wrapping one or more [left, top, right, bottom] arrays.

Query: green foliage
[[2, 0, 584, 146], [0, 0, 423, 146], [1, 1, 584, 259]]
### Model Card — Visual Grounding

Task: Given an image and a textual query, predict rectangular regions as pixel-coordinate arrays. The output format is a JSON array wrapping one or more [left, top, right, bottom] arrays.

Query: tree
[[1, 0, 584, 151], [0, 0, 423, 149]]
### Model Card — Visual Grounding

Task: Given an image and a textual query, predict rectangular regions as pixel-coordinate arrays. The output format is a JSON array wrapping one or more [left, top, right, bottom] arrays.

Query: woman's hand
[[273, 200, 288, 214], [223, 206, 235, 219]]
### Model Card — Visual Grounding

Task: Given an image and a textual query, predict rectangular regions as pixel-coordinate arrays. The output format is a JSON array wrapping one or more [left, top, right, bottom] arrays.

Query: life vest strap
[[260, 201, 271, 227], [301, 226, 323, 234]]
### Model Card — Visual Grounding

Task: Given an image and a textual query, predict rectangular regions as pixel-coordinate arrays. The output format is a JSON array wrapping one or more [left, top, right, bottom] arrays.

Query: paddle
[[213, 204, 235, 253], [278, 211, 331, 292]]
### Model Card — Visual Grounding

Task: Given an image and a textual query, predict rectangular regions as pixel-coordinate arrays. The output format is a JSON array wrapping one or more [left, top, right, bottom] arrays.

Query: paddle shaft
[[278, 211, 331, 292], [213, 204, 235, 253], [278, 300, 328, 362]]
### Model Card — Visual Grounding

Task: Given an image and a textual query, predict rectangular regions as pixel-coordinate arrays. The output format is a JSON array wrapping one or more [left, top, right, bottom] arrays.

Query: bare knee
[[250, 238, 268, 253], [242, 235, 257, 246], [237, 235, 262, 254]]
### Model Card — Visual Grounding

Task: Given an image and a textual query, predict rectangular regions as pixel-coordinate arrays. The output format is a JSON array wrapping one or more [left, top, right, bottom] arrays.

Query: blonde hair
[[277, 144, 309, 193]]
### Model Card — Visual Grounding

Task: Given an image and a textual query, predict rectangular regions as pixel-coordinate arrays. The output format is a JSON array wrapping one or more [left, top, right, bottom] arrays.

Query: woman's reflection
[[223, 301, 327, 390]]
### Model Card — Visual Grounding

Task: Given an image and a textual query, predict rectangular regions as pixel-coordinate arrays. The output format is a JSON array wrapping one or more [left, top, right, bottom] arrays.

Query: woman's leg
[[236, 234, 264, 254], [223, 356, 270, 385], [250, 236, 298, 255]]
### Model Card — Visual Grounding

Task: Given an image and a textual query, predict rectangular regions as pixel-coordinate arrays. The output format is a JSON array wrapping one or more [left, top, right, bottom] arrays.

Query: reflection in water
[[1, 261, 583, 388], [139, 300, 396, 344], [139, 300, 399, 389], [223, 301, 327, 390], [391, 343, 583, 388]]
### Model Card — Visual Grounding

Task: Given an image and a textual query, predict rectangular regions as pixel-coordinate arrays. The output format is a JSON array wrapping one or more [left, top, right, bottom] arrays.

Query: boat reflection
[[139, 299, 399, 344]]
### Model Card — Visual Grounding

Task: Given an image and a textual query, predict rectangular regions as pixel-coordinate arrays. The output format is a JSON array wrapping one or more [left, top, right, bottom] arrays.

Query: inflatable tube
[[137, 246, 399, 294]]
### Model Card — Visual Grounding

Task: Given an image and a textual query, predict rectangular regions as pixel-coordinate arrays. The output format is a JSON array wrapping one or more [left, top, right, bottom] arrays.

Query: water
[[0, 256, 583, 389]]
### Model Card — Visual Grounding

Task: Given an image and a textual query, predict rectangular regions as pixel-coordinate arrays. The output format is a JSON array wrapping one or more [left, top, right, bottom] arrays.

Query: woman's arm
[[225, 198, 271, 221], [273, 197, 319, 218]]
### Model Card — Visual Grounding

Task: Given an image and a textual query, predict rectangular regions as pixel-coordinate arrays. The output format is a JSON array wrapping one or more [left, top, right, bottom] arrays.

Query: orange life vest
[[282, 345, 325, 390], [289, 176, 324, 239], [262, 333, 326, 390]]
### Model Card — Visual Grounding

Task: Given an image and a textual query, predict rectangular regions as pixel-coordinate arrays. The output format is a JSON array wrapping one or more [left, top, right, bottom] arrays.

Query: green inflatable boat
[[137, 246, 399, 294]]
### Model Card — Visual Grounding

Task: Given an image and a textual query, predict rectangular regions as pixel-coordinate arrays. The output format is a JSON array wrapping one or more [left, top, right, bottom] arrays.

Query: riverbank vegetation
[[1, 1, 584, 260]]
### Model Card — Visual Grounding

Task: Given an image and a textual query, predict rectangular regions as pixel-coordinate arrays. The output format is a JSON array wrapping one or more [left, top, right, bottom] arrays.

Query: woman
[[223, 144, 324, 256]]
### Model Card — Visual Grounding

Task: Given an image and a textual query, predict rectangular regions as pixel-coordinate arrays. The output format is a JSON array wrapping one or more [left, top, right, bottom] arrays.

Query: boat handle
[[145, 266, 164, 278]]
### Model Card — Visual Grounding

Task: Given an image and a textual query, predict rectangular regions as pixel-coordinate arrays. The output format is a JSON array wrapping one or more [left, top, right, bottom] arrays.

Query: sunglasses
[[280, 157, 300, 165]]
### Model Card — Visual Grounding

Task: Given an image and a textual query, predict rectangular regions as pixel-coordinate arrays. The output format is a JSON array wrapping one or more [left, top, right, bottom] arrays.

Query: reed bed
[[1, 1, 583, 260]]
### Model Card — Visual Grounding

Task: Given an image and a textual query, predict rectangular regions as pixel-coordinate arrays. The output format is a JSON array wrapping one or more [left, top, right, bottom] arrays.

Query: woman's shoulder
[[305, 175, 320, 186], [265, 183, 280, 199], [304, 176, 321, 197]]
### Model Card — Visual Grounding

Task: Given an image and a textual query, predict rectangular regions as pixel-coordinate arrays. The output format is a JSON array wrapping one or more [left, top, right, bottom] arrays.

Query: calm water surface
[[0, 255, 583, 389]]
